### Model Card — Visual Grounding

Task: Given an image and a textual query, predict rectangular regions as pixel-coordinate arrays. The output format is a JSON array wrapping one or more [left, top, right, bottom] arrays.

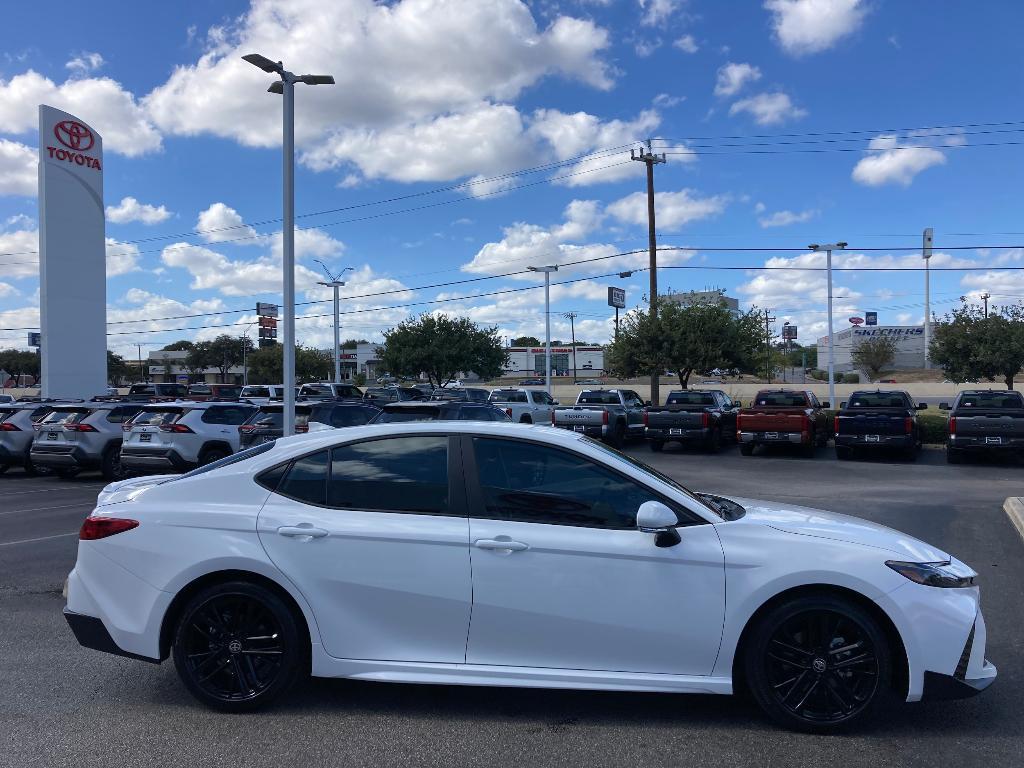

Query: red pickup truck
[[737, 389, 830, 457]]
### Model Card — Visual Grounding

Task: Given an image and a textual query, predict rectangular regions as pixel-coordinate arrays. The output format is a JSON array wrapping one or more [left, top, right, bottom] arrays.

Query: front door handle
[[475, 538, 529, 552], [277, 525, 328, 539]]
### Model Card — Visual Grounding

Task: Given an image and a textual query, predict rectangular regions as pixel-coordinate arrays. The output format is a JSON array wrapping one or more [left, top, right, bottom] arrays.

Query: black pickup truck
[[834, 390, 927, 460], [941, 390, 1024, 463], [642, 389, 740, 452]]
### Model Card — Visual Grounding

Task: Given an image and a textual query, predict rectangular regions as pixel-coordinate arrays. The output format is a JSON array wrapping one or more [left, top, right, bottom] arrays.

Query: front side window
[[328, 436, 448, 514], [471, 437, 666, 529], [202, 405, 254, 425]]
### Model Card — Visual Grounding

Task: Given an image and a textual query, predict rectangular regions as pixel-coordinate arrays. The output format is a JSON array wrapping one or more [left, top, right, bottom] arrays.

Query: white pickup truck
[[488, 388, 557, 424]]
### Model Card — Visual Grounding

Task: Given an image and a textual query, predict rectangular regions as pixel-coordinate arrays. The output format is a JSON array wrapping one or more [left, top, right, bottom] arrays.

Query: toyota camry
[[63, 422, 995, 731]]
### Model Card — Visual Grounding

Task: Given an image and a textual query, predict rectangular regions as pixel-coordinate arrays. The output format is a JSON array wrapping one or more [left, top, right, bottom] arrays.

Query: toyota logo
[[53, 120, 95, 151]]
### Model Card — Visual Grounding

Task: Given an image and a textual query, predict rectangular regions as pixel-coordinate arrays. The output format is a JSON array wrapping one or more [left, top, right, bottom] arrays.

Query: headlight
[[885, 560, 976, 588]]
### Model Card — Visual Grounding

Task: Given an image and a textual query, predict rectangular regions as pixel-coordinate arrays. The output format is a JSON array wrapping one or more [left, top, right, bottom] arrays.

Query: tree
[[161, 340, 194, 352], [296, 346, 333, 382], [340, 338, 369, 350], [106, 350, 131, 385], [605, 297, 762, 389], [511, 336, 541, 347], [852, 336, 898, 379], [931, 300, 1024, 389], [242, 344, 333, 384], [0, 348, 39, 384], [383, 313, 508, 387], [186, 334, 253, 382]]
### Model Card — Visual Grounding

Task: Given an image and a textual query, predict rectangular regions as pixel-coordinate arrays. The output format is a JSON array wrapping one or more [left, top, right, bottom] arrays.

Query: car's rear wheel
[[740, 443, 755, 456], [101, 446, 126, 481], [199, 447, 230, 466], [649, 440, 664, 452], [172, 581, 304, 712], [606, 422, 626, 448], [946, 447, 964, 464], [519, 415, 533, 424], [835, 446, 853, 461], [744, 595, 892, 732]]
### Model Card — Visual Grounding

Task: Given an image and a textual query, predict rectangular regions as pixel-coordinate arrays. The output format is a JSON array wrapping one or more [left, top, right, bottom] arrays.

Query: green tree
[[606, 297, 762, 389], [0, 348, 40, 382], [383, 313, 508, 387], [242, 344, 333, 384], [186, 334, 253, 382], [106, 350, 131, 385], [161, 340, 194, 352], [852, 336, 898, 379], [931, 300, 1024, 389], [511, 336, 541, 346], [296, 346, 333, 382], [244, 345, 281, 384], [340, 338, 369, 350]]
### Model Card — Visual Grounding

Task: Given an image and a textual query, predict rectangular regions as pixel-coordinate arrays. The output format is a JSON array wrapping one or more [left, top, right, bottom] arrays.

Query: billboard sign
[[27, 332, 41, 347], [865, 311, 878, 326], [849, 316, 864, 326], [38, 105, 106, 399], [256, 302, 278, 317], [781, 325, 798, 340], [607, 287, 626, 309]]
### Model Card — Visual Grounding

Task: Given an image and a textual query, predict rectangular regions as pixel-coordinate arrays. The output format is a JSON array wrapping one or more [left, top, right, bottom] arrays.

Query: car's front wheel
[[172, 581, 304, 711], [744, 594, 893, 732]]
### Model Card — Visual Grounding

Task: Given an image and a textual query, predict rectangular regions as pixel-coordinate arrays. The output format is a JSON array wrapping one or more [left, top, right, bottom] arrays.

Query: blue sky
[[2, 0, 1024, 358]]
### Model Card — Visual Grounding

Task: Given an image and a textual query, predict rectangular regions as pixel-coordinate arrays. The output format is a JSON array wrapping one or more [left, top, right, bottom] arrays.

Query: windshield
[[847, 392, 910, 408], [959, 392, 1024, 409], [39, 408, 92, 425], [240, 386, 270, 398], [754, 392, 808, 407], [578, 391, 620, 404], [666, 392, 715, 405]]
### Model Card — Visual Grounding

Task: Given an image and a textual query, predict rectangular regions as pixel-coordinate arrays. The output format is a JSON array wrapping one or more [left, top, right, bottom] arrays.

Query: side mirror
[[917, 403, 928, 410], [733, 401, 742, 408], [636, 501, 681, 548], [820, 401, 830, 409], [552, 400, 560, 405], [839, 401, 847, 409], [939, 402, 950, 411]]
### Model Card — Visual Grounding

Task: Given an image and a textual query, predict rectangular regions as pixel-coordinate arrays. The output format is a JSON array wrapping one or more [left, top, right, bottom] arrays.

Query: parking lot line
[[0, 484, 106, 498], [0, 531, 78, 547], [0, 502, 95, 517]]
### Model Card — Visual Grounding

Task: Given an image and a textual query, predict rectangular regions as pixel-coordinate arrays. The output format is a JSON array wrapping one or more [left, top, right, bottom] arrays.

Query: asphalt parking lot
[[2, 444, 1022, 768]]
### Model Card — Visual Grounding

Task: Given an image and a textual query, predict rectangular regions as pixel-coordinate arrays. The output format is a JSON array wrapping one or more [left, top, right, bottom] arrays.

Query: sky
[[2, 0, 1024, 359]]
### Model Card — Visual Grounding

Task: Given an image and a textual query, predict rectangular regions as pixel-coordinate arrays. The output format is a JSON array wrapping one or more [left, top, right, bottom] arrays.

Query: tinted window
[[847, 392, 911, 408], [178, 441, 276, 481], [490, 390, 527, 403], [106, 406, 143, 424], [460, 406, 509, 421], [241, 386, 270, 399], [467, 389, 490, 402], [39, 408, 92, 425], [577, 391, 620, 404], [666, 392, 715, 406], [276, 450, 328, 505], [202, 405, 254, 425], [958, 392, 1024, 409], [189, 385, 212, 395], [213, 386, 242, 398], [248, 409, 284, 428], [472, 438, 664, 529], [374, 407, 441, 423], [129, 385, 155, 396], [132, 408, 184, 426], [329, 406, 377, 428], [754, 392, 808, 407], [328, 436, 449, 514]]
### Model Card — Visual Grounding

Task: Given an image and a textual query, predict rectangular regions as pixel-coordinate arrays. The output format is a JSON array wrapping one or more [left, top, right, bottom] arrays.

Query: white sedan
[[64, 422, 995, 731]]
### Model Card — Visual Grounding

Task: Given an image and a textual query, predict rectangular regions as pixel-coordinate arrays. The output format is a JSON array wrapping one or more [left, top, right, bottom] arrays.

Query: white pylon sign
[[37, 105, 107, 399]]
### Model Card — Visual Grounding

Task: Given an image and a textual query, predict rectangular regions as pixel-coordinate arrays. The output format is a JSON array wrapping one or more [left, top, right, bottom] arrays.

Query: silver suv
[[298, 382, 363, 400], [30, 403, 146, 479], [239, 384, 298, 405], [120, 401, 256, 473], [0, 402, 65, 475]]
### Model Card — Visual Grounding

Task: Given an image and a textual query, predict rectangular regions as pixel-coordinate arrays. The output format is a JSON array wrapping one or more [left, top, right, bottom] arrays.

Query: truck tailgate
[[554, 407, 606, 425], [954, 411, 1024, 438], [646, 409, 706, 429], [738, 410, 806, 432], [837, 411, 908, 436]]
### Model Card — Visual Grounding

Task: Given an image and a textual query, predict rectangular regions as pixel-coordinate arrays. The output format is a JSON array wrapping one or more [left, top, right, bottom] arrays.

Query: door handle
[[277, 525, 328, 539], [475, 538, 529, 552]]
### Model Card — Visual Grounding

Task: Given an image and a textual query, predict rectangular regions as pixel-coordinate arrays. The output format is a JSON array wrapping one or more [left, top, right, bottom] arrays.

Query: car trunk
[[124, 407, 188, 450], [36, 408, 94, 448]]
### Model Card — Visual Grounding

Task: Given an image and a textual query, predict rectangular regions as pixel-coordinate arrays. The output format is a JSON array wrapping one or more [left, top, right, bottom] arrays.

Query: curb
[[1002, 497, 1024, 545]]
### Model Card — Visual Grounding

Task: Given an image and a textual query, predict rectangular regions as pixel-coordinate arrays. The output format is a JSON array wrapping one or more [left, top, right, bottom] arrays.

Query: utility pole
[[763, 310, 776, 383], [529, 265, 559, 394], [631, 140, 666, 405], [563, 312, 578, 383], [923, 228, 932, 369], [315, 261, 353, 383], [982, 292, 991, 318], [809, 242, 847, 409]]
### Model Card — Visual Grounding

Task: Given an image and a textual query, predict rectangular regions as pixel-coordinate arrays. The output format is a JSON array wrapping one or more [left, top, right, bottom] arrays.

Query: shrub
[[918, 412, 949, 444], [842, 373, 860, 383], [354, 372, 367, 386], [809, 369, 827, 381]]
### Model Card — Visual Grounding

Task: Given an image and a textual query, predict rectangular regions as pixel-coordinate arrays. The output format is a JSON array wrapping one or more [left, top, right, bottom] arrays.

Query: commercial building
[[815, 325, 926, 373], [502, 346, 605, 377]]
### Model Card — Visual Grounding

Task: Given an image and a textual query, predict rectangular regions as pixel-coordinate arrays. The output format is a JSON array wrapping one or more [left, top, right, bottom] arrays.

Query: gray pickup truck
[[643, 389, 740, 452], [551, 389, 647, 446], [941, 389, 1024, 463]]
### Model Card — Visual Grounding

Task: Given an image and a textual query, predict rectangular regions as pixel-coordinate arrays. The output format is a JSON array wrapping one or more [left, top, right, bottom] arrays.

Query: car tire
[[198, 447, 230, 466], [101, 445, 126, 481], [519, 415, 533, 424], [801, 436, 816, 458], [172, 580, 305, 712], [835, 446, 853, 461], [649, 440, 664, 453], [606, 422, 626, 448], [0, 463, 9, 475], [744, 593, 894, 733], [946, 447, 964, 464], [740, 443, 755, 456], [706, 428, 722, 453]]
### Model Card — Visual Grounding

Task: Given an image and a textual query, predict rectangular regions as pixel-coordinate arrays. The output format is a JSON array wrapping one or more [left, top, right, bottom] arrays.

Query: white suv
[[238, 385, 297, 406], [120, 401, 256, 473]]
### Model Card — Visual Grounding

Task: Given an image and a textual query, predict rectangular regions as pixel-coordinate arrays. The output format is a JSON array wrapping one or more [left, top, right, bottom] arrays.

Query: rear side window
[[202, 405, 254, 425], [0, 408, 15, 423], [275, 450, 329, 505], [29, 407, 54, 422], [106, 406, 143, 424], [328, 436, 448, 514]]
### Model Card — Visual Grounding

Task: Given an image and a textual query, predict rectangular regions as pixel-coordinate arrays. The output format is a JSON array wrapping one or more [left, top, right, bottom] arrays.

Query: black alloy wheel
[[173, 581, 303, 711], [199, 447, 229, 466], [746, 597, 891, 731], [101, 446, 126, 481]]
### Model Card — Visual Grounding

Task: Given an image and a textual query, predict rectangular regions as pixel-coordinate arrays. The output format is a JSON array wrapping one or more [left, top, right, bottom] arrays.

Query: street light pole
[[529, 265, 559, 394], [315, 261, 353, 384], [243, 53, 334, 437], [809, 242, 846, 408], [242, 322, 256, 386]]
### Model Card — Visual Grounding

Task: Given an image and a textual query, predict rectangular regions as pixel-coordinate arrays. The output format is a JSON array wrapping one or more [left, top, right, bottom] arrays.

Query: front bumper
[[120, 446, 193, 472], [646, 426, 711, 443], [835, 433, 915, 448], [738, 430, 805, 445]]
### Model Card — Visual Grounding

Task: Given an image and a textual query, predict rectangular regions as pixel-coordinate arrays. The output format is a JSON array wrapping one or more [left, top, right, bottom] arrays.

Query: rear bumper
[[949, 435, 1024, 450], [738, 431, 805, 445], [63, 609, 160, 664], [120, 446, 193, 472], [646, 426, 712, 443], [30, 444, 98, 469], [835, 433, 915, 448], [553, 423, 607, 438]]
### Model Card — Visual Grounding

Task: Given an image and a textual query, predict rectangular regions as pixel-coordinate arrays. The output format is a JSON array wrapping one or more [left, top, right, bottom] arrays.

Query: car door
[[257, 434, 472, 663], [623, 390, 646, 436], [463, 435, 725, 675]]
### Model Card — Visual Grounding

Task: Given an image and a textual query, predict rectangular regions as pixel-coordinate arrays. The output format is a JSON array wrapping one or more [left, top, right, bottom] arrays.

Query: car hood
[[96, 474, 178, 506], [722, 496, 950, 561]]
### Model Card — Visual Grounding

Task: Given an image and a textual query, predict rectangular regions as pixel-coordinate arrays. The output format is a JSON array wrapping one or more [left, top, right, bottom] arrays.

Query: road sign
[[27, 332, 41, 347], [256, 302, 278, 317], [607, 287, 626, 309], [849, 316, 864, 326], [865, 311, 877, 326]]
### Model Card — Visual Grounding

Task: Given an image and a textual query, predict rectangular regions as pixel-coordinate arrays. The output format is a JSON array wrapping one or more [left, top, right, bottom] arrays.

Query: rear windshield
[[666, 392, 715, 405], [189, 385, 212, 395], [38, 408, 92, 425], [754, 392, 808, 407], [155, 384, 187, 396], [578, 391, 620, 404], [959, 392, 1024, 409], [373, 407, 440, 423], [314, 406, 378, 427], [131, 408, 185, 426], [847, 392, 911, 408], [0, 408, 16, 423], [490, 390, 527, 403], [240, 386, 270, 398], [301, 384, 333, 396], [210, 386, 242, 398], [129, 385, 154, 395]]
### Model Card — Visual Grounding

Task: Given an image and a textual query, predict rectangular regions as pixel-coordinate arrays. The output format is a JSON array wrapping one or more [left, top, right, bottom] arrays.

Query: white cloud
[[105, 196, 172, 225], [729, 92, 807, 125], [639, 0, 682, 26], [673, 34, 699, 53], [851, 135, 947, 187], [764, 0, 867, 56], [106, 238, 142, 276], [714, 62, 761, 97], [606, 189, 728, 231], [0, 281, 17, 298], [144, 0, 613, 152], [65, 52, 104, 75], [758, 208, 818, 227], [0, 139, 37, 197], [0, 226, 38, 280], [653, 93, 685, 108], [196, 202, 259, 244], [0, 70, 161, 156], [634, 38, 663, 58]]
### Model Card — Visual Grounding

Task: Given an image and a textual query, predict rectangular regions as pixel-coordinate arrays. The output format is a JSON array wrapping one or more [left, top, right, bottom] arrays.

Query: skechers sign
[[46, 120, 101, 170], [853, 328, 924, 337]]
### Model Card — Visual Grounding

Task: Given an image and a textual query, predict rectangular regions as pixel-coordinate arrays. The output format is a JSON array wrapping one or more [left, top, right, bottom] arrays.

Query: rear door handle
[[277, 525, 328, 539], [475, 538, 529, 552]]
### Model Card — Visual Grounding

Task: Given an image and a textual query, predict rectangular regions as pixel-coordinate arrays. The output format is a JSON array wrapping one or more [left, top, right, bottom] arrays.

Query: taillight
[[122, 423, 134, 432], [904, 417, 913, 434], [602, 410, 609, 425], [550, 411, 555, 425], [949, 416, 957, 436], [65, 423, 98, 432], [801, 414, 810, 432], [701, 412, 709, 428], [159, 423, 194, 433], [834, 416, 840, 434], [504, 408, 512, 418], [295, 424, 309, 433], [79, 516, 139, 540], [239, 424, 256, 432], [0, 422, 20, 431]]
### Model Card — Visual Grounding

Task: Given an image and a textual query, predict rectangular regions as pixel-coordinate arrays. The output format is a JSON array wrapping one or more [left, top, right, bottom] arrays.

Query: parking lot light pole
[[243, 53, 334, 436], [529, 265, 559, 393], [241, 322, 256, 385], [315, 261, 353, 384], [808, 242, 846, 408]]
